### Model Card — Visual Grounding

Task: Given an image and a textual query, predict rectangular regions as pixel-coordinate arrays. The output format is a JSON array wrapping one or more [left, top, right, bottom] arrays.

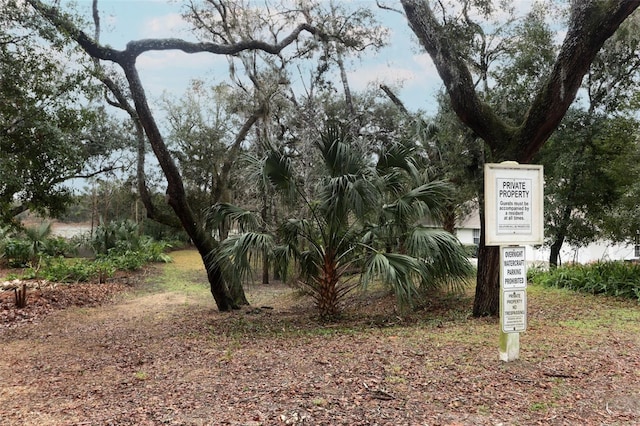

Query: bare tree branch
[[380, 84, 409, 115]]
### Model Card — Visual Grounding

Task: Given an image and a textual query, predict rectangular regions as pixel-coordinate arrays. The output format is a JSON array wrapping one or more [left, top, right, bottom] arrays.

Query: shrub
[[42, 236, 75, 257], [528, 261, 640, 301], [91, 219, 141, 255], [102, 251, 147, 271], [3, 239, 33, 267], [138, 238, 173, 263], [41, 256, 99, 283], [3, 219, 173, 283]]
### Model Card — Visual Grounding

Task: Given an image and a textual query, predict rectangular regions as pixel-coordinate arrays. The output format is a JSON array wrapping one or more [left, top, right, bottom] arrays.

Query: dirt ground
[[1, 249, 639, 425]]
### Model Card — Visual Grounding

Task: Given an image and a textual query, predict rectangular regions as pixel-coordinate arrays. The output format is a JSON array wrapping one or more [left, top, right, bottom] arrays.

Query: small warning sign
[[502, 246, 527, 290], [502, 290, 527, 333]]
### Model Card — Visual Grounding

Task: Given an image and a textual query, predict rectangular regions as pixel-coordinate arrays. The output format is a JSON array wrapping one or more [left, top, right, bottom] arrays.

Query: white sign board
[[485, 163, 544, 245], [502, 290, 527, 333], [502, 246, 527, 290]]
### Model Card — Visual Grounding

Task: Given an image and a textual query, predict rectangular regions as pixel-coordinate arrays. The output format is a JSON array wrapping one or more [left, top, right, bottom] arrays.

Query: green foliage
[[141, 218, 189, 244], [212, 121, 473, 318], [34, 241, 171, 283], [463, 244, 478, 258], [2, 238, 32, 268], [0, 223, 75, 267], [87, 219, 172, 263], [91, 219, 140, 255], [41, 236, 75, 257], [36, 255, 117, 283], [535, 110, 640, 265], [85, 219, 169, 258], [0, 16, 125, 222], [528, 261, 640, 301], [2, 218, 172, 282], [41, 257, 102, 283]]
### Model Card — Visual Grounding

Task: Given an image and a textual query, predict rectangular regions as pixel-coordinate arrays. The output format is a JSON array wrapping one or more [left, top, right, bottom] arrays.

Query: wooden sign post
[[485, 162, 543, 361]]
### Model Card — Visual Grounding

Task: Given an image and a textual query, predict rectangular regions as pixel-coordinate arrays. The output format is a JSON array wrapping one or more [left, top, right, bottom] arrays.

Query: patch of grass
[[312, 398, 329, 407], [155, 250, 209, 297], [385, 371, 407, 384], [529, 402, 548, 412], [134, 371, 148, 381]]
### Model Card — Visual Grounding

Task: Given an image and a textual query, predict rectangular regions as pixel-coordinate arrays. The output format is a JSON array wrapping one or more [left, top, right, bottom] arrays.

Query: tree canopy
[[402, 0, 640, 316], [0, 2, 126, 224]]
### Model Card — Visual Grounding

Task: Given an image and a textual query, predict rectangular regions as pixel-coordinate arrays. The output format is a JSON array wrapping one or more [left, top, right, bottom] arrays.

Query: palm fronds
[[205, 203, 261, 233], [211, 231, 274, 285], [361, 251, 427, 308]]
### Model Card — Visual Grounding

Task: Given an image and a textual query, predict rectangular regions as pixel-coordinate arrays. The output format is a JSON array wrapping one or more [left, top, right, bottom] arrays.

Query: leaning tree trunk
[[121, 60, 246, 311]]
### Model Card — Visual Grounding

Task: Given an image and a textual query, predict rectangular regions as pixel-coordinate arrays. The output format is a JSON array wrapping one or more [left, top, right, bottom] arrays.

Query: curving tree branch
[[400, 0, 640, 162], [25, 0, 321, 311]]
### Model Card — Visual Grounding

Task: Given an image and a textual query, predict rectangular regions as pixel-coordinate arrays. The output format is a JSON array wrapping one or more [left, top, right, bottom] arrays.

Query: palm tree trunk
[[442, 207, 456, 234], [317, 276, 340, 320], [317, 255, 340, 319]]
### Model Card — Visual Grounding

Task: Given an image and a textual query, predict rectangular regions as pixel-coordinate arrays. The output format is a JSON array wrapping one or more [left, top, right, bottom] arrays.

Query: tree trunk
[[549, 202, 573, 269], [473, 225, 500, 317], [442, 206, 456, 234], [229, 274, 249, 306], [119, 60, 247, 311], [317, 254, 340, 319], [262, 251, 270, 285], [260, 187, 269, 284], [317, 276, 340, 320], [549, 237, 564, 268]]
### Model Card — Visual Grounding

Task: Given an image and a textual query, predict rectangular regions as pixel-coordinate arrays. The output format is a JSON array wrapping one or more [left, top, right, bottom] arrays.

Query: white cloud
[[141, 13, 189, 38], [347, 63, 416, 91], [136, 50, 231, 100], [137, 50, 225, 73], [410, 53, 438, 79]]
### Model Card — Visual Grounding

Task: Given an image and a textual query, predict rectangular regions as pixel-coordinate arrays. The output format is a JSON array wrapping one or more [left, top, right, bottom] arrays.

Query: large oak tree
[[400, 0, 640, 316]]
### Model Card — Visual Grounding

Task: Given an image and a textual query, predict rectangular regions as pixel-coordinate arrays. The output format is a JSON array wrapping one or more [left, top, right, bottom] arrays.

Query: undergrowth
[[528, 261, 640, 301]]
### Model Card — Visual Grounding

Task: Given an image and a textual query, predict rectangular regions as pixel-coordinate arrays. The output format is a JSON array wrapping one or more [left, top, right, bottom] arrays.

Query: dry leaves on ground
[[1, 251, 639, 425]]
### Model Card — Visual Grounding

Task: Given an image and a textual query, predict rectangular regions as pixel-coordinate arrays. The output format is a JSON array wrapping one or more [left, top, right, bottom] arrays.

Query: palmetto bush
[[209, 122, 472, 319]]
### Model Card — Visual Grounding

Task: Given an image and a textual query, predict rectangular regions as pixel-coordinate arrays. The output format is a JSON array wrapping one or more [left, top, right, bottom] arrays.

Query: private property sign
[[497, 178, 532, 234], [485, 162, 543, 361], [485, 163, 544, 245]]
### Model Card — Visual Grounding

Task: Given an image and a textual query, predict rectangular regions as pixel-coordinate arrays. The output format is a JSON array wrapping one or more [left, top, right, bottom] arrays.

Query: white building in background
[[454, 210, 636, 265]]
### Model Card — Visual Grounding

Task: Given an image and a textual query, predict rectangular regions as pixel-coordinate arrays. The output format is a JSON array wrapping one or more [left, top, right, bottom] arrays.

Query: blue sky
[[72, 0, 446, 115]]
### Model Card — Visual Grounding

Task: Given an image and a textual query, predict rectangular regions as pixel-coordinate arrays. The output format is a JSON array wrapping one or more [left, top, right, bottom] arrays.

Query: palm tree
[[210, 122, 472, 319], [23, 222, 53, 263]]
